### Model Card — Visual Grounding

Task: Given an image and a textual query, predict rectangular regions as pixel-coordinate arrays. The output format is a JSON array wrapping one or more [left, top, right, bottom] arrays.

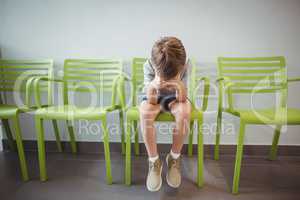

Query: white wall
[[0, 0, 300, 145]]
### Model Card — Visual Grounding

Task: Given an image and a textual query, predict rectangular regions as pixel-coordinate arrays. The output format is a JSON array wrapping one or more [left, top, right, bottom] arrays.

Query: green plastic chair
[[0, 59, 61, 181], [120, 58, 210, 187], [32, 59, 125, 184], [214, 56, 300, 194]]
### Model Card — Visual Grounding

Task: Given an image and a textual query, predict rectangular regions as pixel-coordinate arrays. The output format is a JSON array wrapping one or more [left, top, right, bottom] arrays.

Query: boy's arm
[[181, 58, 191, 89], [146, 81, 159, 105], [143, 60, 155, 93], [143, 60, 159, 105], [175, 80, 187, 102]]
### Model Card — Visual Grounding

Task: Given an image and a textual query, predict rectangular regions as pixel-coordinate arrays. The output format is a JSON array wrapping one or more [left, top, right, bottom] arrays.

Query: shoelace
[[170, 157, 181, 170], [149, 160, 160, 173]]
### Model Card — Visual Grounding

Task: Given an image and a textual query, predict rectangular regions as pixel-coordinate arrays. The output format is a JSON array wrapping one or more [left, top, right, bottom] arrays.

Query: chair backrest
[[131, 58, 148, 105], [0, 59, 53, 105], [131, 57, 200, 106], [63, 59, 123, 105], [218, 56, 287, 110], [189, 59, 205, 106]]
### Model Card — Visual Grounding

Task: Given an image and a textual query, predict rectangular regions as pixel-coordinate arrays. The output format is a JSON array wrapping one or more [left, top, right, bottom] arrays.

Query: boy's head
[[151, 36, 186, 80]]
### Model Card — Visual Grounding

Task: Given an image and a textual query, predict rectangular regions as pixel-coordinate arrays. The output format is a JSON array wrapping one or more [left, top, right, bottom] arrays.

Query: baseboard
[[2, 139, 300, 156]]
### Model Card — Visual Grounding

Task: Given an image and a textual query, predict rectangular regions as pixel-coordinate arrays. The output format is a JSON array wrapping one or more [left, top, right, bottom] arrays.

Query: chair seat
[[0, 105, 33, 118], [126, 106, 203, 121], [0, 105, 19, 118], [225, 107, 300, 125], [35, 105, 114, 120]]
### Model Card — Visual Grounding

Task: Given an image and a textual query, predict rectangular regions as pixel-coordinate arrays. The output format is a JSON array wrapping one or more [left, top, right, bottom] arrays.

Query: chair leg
[[35, 117, 47, 181], [12, 117, 29, 181], [197, 117, 204, 187], [269, 125, 282, 160], [100, 117, 112, 184], [52, 120, 62, 152], [214, 111, 222, 160], [125, 117, 132, 185], [66, 120, 77, 154], [188, 121, 194, 157], [133, 121, 139, 156], [2, 119, 16, 151], [119, 110, 125, 155], [232, 120, 246, 194]]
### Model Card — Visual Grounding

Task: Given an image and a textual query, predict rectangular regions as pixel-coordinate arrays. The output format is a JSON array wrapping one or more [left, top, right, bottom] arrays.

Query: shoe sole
[[166, 154, 181, 188], [146, 164, 163, 192]]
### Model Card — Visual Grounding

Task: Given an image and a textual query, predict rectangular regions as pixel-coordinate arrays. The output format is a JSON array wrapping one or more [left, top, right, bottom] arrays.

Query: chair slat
[[0, 59, 53, 93], [64, 59, 122, 93], [0, 59, 53, 65], [133, 59, 147, 72], [64, 75, 119, 81], [0, 81, 48, 86], [68, 81, 115, 87], [0, 70, 48, 75], [67, 87, 114, 93], [0, 65, 50, 69], [222, 69, 282, 74], [66, 69, 121, 75], [231, 82, 285, 87], [135, 73, 144, 79], [134, 67, 144, 73], [230, 88, 282, 93], [219, 56, 284, 62], [225, 75, 282, 81], [66, 65, 121, 70], [222, 62, 282, 67], [65, 59, 121, 64], [0, 86, 48, 92]]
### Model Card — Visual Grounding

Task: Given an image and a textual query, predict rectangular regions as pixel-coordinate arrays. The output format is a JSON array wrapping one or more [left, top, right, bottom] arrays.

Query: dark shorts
[[142, 94, 177, 112]]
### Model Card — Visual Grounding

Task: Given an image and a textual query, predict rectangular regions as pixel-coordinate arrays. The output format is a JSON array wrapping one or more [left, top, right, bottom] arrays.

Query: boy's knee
[[178, 109, 191, 122], [139, 101, 152, 115], [172, 102, 192, 121], [139, 101, 160, 121]]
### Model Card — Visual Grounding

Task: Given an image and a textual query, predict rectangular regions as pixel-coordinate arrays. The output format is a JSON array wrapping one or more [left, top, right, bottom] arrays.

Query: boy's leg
[[139, 101, 161, 157], [139, 101, 161, 192], [166, 101, 191, 188], [170, 101, 192, 153]]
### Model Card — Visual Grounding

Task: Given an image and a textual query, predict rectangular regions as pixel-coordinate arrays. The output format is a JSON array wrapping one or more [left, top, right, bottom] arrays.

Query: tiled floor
[[1, 151, 300, 200]]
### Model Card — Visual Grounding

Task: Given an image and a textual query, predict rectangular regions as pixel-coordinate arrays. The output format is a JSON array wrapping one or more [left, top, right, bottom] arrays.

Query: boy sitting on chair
[[139, 36, 192, 191]]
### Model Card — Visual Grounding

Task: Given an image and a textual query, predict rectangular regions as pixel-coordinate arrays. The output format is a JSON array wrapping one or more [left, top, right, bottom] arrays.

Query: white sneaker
[[146, 158, 162, 192], [166, 153, 181, 188]]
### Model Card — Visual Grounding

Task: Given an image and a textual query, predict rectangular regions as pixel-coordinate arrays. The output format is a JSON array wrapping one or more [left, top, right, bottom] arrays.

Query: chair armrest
[[117, 74, 135, 110], [216, 76, 234, 86], [216, 76, 235, 112], [33, 76, 65, 108], [117, 74, 147, 109], [111, 74, 125, 108], [25, 76, 40, 108], [288, 77, 300, 83], [196, 77, 210, 112]]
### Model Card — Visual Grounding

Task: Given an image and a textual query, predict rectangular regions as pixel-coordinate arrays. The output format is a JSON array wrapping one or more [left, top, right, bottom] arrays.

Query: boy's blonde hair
[[151, 36, 186, 80]]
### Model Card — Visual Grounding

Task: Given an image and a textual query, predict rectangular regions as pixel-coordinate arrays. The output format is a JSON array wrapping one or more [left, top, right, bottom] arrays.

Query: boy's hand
[[160, 80, 187, 102], [146, 81, 159, 105]]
